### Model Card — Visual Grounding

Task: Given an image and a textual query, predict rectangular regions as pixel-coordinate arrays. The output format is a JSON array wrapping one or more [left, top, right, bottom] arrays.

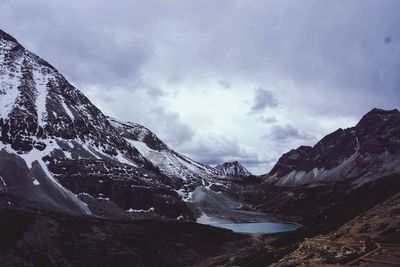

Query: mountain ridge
[[263, 108, 400, 185], [108, 117, 228, 200]]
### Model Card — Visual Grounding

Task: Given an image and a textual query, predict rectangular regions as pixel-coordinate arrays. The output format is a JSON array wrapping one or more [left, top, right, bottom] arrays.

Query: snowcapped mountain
[[108, 117, 227, 200], [0, 29, 149, 168], [263, 108, 400, 185], [0, 29, 243, 220], [215, 161, 252, 177], [0, 29, 196, 219]]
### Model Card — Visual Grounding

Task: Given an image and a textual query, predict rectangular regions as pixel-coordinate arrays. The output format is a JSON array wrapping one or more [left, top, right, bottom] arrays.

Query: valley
[[0, 28, 399, 266]]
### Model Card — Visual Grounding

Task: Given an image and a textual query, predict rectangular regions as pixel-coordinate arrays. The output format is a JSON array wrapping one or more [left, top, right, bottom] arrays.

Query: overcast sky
[[1, 0, 399, 174]]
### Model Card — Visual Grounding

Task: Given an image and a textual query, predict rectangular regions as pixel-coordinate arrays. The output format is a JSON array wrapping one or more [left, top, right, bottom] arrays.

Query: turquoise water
[[213, 222, 298, 233]]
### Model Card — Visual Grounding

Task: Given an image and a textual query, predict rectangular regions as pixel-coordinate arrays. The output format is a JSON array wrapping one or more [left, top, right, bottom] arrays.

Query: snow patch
[[33, 71, 48, 126], [0, 176, 6, 187], [196, 212, 221, 224], [61, 99, 75, 121], [32, 178, 40, 185], [174, 188, 195, 201], [126, 207, 155, 213], [0, 75, 20, 118], [114, 151, 138, 167]]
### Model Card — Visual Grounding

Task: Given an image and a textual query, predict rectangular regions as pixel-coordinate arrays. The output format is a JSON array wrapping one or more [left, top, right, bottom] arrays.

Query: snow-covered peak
[[0, 29, 185, 217], [215, 161, 252, 177], [108, 117, 169, 151], [109, 117, 228, 200], [0, 29, 149, 168]]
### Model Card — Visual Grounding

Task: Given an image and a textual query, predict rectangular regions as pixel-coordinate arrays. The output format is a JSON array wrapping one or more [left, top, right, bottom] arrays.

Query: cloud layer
[[1, 0, 399, 174]]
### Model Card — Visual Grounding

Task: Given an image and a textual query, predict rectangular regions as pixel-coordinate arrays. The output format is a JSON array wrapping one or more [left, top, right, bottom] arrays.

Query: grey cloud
[[152, 108, 195, 147], [179, 135, 260, 167], [257, 115, 277, 124], [218, 80, 231, 89], [130, 106, 194, 148], [264, 124, 316, 142], [144, 85, 166, 98], [238, 158, 277, 175], [167, 75, 183, 84], [3, 0, 400, 115], [85, 86, 194, 148], [1, 0, 151, 88], [180, 137, 275, 174], [250, 88, 279, 113]]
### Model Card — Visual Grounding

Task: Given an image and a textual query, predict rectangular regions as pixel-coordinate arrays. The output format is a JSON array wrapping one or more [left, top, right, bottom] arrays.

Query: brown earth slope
[[272, 191, 400, 266]]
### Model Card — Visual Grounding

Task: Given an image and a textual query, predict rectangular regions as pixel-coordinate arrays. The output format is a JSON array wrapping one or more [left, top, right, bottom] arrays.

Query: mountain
[[0, 30, 148, 166], [108, 118, 227, 200], [215, 161, 252, 177], [263, 108, 400, 185], [0, 29, 194, 219], [1, 28, 400, 266], [0, 28, 245, 221]]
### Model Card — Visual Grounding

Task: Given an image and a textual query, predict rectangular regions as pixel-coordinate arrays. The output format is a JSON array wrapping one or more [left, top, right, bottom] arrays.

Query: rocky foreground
[[274, 191, 400, 266], [1, 172, 399, 266]]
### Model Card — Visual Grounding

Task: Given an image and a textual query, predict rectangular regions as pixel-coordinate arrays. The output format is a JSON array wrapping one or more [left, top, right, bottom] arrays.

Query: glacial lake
[[212, 222, 299, 233]]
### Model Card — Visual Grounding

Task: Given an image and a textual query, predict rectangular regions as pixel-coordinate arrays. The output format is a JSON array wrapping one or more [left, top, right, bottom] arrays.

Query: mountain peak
[[364, 107, 399, 117], [215, 161, 252, 177], [0, 28, 148, 165], [356, 107, 400, 131], [0, 29, 17, 43]]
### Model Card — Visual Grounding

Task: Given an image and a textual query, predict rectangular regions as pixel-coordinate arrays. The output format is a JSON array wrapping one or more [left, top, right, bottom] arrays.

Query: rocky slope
[[0, 198, 260, 267], [263, 108, 400, 185], [273, 191, 400, 266]]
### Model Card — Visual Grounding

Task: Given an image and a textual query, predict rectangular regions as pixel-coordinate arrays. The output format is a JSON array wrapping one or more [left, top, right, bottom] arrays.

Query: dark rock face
[[48, 158, 192, 219], [264, 108, 400, 185], [268, 146, 312, 177], [356, 108, 400, 154]]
